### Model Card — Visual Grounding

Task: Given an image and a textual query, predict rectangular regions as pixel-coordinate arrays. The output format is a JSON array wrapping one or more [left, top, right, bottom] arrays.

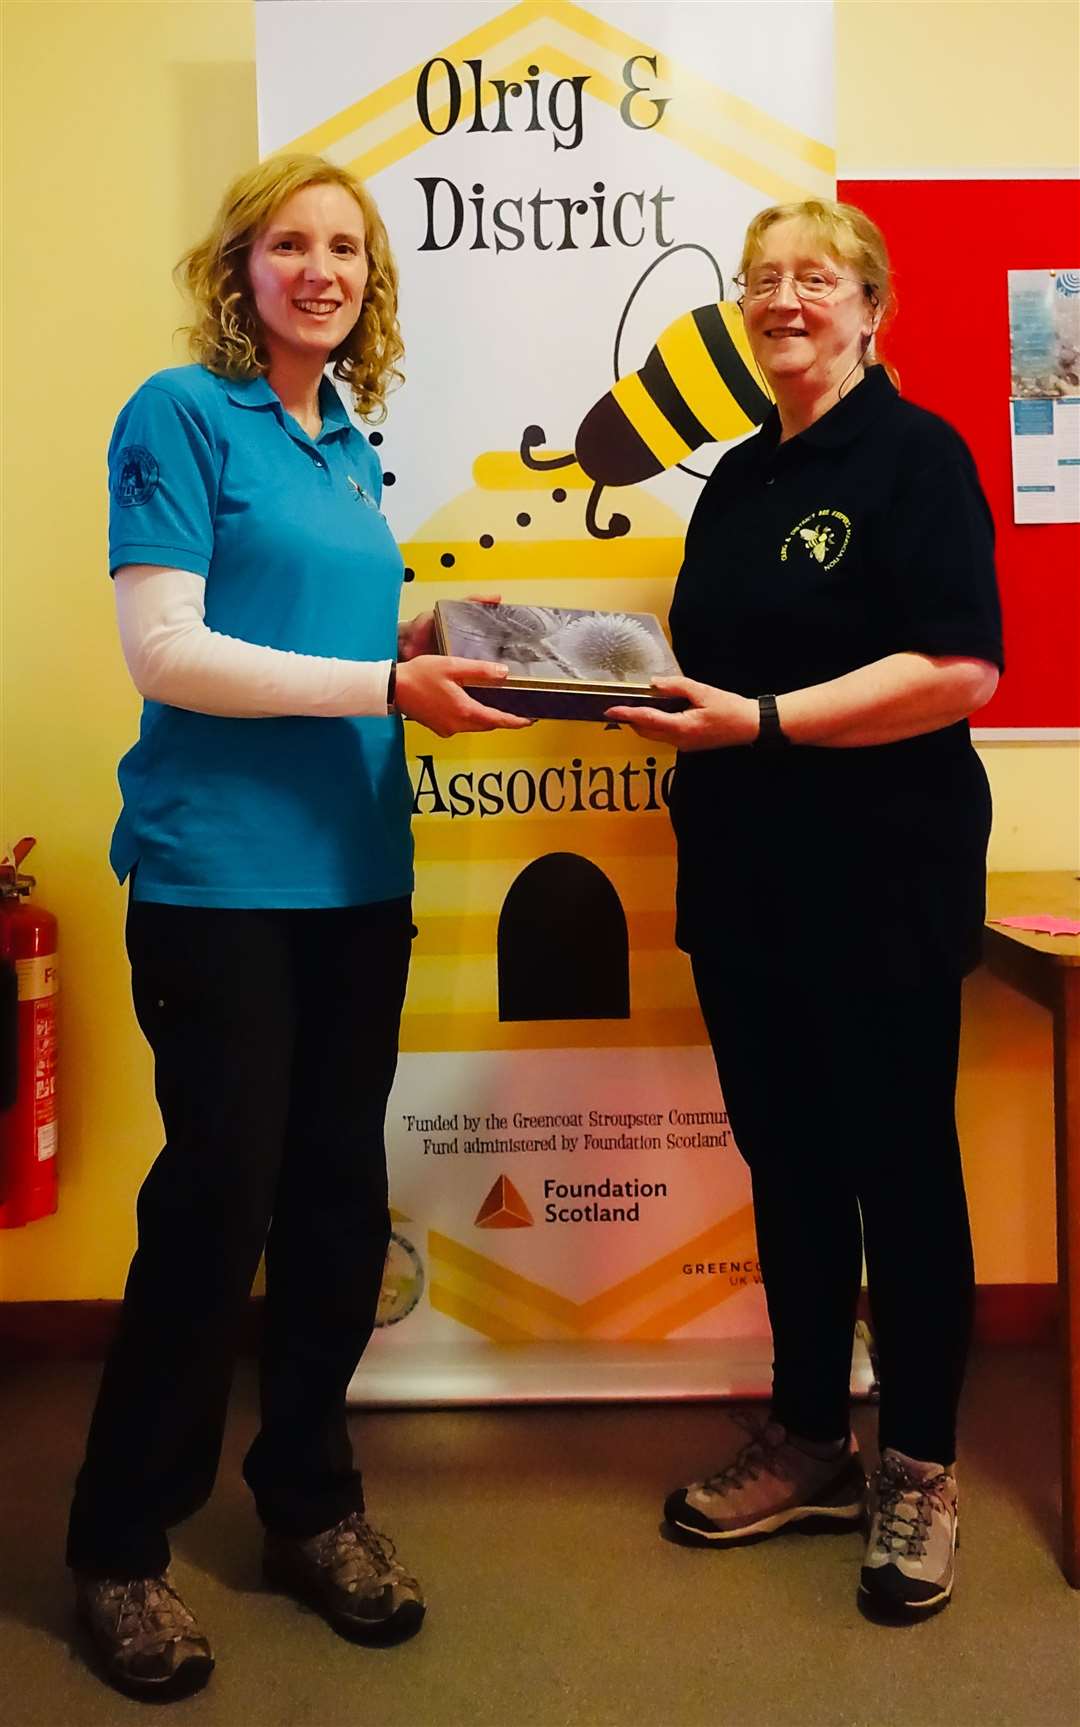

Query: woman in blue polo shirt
[[609, 199, 1003, 1622], [66, 154, 528, 1700]]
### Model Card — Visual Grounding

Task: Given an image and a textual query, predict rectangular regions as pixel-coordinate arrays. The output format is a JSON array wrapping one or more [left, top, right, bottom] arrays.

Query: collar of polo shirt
[[761, 363, 897, 454], [222, 374, 353, 438]]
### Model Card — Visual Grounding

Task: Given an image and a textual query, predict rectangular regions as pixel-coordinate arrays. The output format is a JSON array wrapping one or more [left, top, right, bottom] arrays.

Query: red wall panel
[[838, 178, 1080, 730]]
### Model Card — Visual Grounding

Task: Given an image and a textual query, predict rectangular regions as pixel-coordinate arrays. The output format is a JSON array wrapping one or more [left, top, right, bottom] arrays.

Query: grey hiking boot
[[74, 1570, 214, 1699], [263, 1510, 425, 1644], [664, 1413, 866, 1545], [860, 1448, 958, 1616]]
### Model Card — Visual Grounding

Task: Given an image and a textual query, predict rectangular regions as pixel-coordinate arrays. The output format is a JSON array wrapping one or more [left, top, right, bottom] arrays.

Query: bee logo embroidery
[[518, 244, 773, 540], [781, 509, 852, 570], [798, 524, 835, 563]]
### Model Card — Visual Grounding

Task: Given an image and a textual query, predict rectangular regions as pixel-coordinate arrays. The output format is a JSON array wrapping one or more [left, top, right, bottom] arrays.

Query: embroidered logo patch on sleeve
[[110, 446, 160, 507]]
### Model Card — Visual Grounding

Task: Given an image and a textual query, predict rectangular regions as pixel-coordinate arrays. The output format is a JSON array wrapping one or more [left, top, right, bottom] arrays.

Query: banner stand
[[348, 1335, 876, 1408], [259, 1, 841, 1409]]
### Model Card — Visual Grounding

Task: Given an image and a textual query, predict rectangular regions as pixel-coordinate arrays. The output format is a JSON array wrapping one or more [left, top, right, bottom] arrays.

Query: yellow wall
[[1, 0, 259, 1300], [1, 1, 1076, 1298], [838, 0, 1080, 174]]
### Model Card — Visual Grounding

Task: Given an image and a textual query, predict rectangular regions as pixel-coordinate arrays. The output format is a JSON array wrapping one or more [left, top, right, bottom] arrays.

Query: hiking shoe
[[263, 1511, 425, 1644], [663, 1413, 866, 1546], [860, 1449, 958, 1617], [74, 1570, 214, 1699]]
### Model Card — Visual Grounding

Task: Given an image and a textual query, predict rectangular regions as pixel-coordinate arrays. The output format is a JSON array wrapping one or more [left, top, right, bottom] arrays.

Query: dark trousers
[[66, 895, 412, 1578], [690, 929, 974, 1465]]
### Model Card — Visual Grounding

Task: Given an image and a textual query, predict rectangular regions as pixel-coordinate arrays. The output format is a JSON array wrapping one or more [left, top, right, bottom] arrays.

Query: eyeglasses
[[735, 267, 862, 303]]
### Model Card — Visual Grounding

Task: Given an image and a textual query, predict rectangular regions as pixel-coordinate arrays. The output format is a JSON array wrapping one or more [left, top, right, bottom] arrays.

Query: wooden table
[[983, 871, 1080, 1587]]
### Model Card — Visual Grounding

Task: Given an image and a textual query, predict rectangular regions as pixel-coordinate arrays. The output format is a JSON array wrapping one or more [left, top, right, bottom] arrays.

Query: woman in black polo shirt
[[607, 198, 1002, 1619]]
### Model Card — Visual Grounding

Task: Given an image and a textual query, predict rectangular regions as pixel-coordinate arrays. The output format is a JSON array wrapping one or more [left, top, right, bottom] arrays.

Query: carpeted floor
[[1, 1346, 1077, 1727]]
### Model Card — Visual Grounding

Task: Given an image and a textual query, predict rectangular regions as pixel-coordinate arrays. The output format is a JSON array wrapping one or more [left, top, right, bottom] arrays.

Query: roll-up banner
[[256, 0, 871, 1403]]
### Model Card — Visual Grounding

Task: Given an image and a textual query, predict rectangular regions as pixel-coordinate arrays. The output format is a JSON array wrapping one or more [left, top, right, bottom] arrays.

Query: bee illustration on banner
[[519, 243, 774, 539]]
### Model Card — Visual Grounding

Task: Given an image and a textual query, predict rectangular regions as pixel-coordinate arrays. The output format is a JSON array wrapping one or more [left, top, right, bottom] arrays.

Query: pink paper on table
[[990, 915, 1080, 936]]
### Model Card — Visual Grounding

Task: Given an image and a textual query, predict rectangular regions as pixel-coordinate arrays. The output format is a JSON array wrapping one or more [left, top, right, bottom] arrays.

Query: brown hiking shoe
[[664, 1413, 866, 1546], [860, 1450, 959, 1617], [74, 1571, 214, 1699], [263, 1511, 425, 1644]]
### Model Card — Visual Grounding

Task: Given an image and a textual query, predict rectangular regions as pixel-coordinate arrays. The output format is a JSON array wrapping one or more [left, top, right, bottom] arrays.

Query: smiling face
[[247, 181, 368, 370], [741, 217, 874, 399]]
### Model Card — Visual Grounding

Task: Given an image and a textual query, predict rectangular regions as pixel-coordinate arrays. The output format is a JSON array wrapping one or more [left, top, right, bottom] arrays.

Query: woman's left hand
[[605, 676, 759, 750], [398, 612, 436, 660], [398, 594, 503, 662]]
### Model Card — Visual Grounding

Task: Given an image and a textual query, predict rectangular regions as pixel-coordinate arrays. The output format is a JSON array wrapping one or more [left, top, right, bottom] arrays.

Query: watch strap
[[754, 692, 789, 749]]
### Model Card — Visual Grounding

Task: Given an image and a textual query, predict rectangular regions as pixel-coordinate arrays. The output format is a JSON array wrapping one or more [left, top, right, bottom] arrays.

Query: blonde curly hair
[[177, 154, 403, 421]]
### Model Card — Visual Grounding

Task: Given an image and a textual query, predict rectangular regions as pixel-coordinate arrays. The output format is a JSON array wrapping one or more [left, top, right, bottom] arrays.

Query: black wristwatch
[[753, 692, 789, 750], [386, 660, 398, 714]]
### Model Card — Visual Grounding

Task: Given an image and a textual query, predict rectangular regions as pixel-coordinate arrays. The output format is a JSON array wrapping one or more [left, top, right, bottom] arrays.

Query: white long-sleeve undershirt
[[113, 564, 392, 719]]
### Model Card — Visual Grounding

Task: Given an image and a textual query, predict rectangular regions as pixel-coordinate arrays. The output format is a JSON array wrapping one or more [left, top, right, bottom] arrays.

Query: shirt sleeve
[[114, 565, 394, 718], [107, 382, 219, 577], [885, 451, 1005, 671]]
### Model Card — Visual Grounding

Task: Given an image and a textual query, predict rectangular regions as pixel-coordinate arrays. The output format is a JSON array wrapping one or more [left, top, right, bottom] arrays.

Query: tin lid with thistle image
[[433, 601, 688, 721]]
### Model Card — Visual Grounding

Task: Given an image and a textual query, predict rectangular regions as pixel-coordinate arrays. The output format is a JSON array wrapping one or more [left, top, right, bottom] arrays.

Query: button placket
[[305, 441, 331, 487]]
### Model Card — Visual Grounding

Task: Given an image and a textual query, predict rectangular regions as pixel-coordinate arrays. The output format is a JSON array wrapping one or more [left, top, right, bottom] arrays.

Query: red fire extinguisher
[[0, 837, 59, 1227]]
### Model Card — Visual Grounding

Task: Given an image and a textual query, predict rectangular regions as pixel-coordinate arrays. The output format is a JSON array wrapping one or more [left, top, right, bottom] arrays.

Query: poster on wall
[[257, 0, 870, 1402], [1008, 268, 1080, 525]]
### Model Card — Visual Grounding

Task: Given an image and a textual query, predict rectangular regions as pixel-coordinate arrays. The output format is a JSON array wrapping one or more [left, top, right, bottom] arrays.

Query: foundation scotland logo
[[475, 1174, 534, 1229]]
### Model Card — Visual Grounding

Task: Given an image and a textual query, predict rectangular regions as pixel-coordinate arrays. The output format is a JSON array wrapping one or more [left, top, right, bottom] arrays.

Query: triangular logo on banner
[[475, 1175, 533, 1229]]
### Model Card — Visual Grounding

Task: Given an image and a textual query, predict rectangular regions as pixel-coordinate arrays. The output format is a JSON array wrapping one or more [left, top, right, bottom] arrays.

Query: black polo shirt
[[668, 366, 1004, 972]]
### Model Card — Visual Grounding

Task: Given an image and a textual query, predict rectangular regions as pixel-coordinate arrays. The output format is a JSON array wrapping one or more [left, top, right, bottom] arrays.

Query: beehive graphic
[[398, 445, 703, 1053]]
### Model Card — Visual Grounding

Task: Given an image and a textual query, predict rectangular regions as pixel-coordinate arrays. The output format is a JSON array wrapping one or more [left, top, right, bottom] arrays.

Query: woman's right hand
[[393, 655, 533, 736]]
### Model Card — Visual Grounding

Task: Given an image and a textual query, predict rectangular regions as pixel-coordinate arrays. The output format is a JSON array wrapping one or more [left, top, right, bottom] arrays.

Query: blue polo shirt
[[107, 365, 413, 908]]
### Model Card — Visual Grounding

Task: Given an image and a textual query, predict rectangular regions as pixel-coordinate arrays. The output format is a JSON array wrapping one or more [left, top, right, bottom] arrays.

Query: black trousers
[[66, 895, 411, 1578], [690, 924, 974, 1465]]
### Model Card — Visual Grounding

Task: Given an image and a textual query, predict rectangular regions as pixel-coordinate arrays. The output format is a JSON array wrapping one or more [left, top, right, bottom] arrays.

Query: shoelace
[[874, 1464, 952, 1559], [702, 1415, 797, 1492], [309, 1514, 408, 1590], [108, 1577, 197, 1651]]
